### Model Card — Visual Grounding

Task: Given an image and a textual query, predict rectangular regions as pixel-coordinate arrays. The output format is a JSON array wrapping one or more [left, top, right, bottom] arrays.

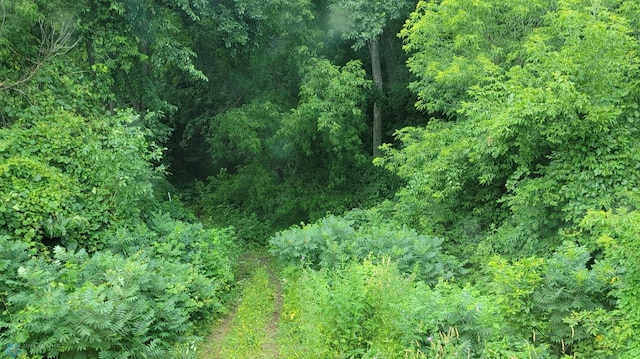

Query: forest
[[1, 0, 640, 358]]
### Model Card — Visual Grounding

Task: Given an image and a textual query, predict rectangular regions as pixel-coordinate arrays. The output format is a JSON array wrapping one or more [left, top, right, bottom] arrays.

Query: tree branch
[[0, 17, 79, 92]]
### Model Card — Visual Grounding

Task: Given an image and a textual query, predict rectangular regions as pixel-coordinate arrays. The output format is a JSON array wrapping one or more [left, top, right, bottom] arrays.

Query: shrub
[[484, 242, 616, 357], [269, 212, 461, 284], [114, 211, 237, 284], [0, 216, 236, 358], [279, 259, 420, 358], [279, 259, 550, 358], [579, 206, 640, 358], [269, 215, 355, 270], [0, 111, 163, 251]]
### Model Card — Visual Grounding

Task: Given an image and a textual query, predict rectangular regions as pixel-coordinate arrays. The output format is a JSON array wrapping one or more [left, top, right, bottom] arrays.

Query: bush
[[0, 216, 236, 358], [279, 259, 420, 358], [579, 206, 640, 357], [269, 211, 461, 284], [0, 111, 163, 251], [483, 242, 616, 357], [106, 212, 237, 286], [279, 259, 550, 358]]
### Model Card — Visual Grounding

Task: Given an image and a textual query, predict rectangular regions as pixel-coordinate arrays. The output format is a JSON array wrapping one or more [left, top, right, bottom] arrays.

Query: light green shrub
[[0, 212, 237, 358], [279, 259, 418, 358], [279, 259, 550, 358], [269, 212, 461, 284], [579, 206, 640, 358]]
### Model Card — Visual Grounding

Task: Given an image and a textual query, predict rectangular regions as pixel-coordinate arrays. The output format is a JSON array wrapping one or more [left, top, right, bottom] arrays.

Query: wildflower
[[427, 336, 432, 342]]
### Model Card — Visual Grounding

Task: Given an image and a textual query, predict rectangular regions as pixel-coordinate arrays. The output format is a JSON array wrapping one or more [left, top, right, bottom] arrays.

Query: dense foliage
[[272, 0, 640, 358], [1, 112, 161, 250], [270, 210, 461, 284], [2, 0, 640, 357], [1, 2, 238, 357], [188, 56, 401, 239], [0, 104, 237, 357]]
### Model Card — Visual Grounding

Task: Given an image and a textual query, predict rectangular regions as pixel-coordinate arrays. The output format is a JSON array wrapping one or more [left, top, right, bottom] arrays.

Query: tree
[[0, 12, 77, 93], [0, 0, 93, 126], [191, 56, 384, 235], [379, 0, 640, 257], [400, 0, 552, 117], [0, 0, 210, 136], [165, 0, 319, 180], [72, 0, 213, 142], [329, 0, 413, 156]]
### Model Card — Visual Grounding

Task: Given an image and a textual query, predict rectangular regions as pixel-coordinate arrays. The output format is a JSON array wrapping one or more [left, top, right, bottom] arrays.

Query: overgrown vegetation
[[2, 0, 640, 358], [1, 2, 238, 355], [270, 0, 640, 357], [0, 111, 237, 357]]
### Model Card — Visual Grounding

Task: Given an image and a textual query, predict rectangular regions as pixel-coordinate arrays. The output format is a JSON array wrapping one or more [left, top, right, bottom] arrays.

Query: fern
[[0, 230, 230, 358]]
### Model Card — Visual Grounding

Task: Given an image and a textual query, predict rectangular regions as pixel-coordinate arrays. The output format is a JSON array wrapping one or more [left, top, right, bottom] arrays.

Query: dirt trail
[[197, 249, 283, 359]]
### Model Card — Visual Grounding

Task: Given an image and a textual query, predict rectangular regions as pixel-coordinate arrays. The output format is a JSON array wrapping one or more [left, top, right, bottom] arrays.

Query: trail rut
[[197, 249, 283, 359]]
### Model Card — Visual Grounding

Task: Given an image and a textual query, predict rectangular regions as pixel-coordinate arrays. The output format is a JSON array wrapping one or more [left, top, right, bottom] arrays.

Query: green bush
[[279, 259, 419, 358], [277, 229, 617, 357], [579, 206, 640, 357], [279, 259, 550, 358], [269, 215, 355, 269], [269, 212, 461, 284], [483, 242, 616, 357], [0, 211, 237, 358], [0, 156, 81, 247], [0, 239, 221, 358], [0, 111, 163, 251], [111, 211, 237, 285]]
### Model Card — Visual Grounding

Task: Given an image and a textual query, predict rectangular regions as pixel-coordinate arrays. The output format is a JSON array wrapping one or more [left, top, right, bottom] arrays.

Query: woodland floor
[[197, 248, 284, 359]]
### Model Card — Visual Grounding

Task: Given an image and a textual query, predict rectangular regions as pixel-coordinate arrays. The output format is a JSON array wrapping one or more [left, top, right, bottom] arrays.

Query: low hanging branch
[[0, 17, 79, 92]]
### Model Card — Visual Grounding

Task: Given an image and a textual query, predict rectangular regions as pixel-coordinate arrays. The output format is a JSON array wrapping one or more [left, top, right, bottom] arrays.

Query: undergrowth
[[197, 251, 280, 359]]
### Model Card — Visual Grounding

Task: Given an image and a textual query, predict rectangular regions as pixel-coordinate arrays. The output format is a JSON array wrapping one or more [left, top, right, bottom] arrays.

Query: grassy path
[[197, 249, 283, 359]]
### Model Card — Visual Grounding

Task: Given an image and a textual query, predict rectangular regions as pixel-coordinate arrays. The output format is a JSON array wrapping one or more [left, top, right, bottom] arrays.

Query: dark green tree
[[329, 0, 414, 156]]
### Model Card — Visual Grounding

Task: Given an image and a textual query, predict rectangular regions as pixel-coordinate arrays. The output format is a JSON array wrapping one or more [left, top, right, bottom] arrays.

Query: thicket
[[1, 28, 236, 358], [269, 210, 461, 284], [185, 56, 403, 241], [0, 1, 248, 356], [274, 229, 626, 357], [3, 0, 640, 358], [0, 112, 237, 358], [270, 0, 640, 358]]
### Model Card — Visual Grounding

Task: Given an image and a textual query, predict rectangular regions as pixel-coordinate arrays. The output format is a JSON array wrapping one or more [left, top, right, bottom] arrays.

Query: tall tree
[[73, 0, 211, 142], [0, 0, 212, 136], [328, 0, 413, 156], [400, 0, 552, 117], [380, 0, 640, 256]]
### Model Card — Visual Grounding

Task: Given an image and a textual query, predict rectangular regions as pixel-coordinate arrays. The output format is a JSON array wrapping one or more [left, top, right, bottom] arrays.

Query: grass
[[197, 249, 282, 358]]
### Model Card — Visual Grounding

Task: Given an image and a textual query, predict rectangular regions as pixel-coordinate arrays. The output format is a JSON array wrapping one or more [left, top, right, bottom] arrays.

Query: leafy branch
[[0, 17, 79, 92]]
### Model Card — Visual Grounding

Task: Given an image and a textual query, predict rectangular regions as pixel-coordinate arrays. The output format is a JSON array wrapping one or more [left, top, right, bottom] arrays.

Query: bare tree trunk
[[369, 37, 384, 157]]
